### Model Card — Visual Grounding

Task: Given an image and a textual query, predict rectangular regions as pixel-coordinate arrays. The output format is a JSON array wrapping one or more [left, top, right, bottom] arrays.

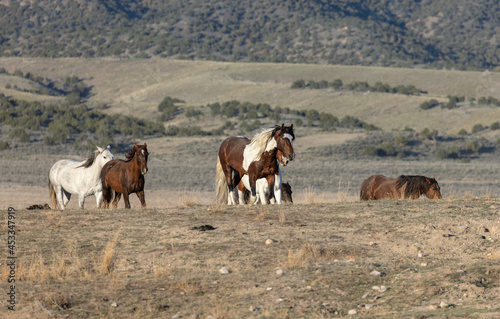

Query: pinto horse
[[236, 149, 287, 205], [360, 175, 442, 200], [101, 143, 149, 209], [216, 124, 295, 205]]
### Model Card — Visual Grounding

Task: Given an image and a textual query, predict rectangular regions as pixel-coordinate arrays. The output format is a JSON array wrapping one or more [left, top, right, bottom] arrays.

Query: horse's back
[[360, 175, 392, 200], [219, 136, 250, 171]]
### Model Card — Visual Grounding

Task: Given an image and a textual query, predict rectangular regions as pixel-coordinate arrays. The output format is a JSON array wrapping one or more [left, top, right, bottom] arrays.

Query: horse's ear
[[143, 142, 147, 147], [281, 123, 285, 130], [96, 145, 103, 152], [290, 123, 293, 129], [426, 178, 431, 183], [106, 145, 111, 150]]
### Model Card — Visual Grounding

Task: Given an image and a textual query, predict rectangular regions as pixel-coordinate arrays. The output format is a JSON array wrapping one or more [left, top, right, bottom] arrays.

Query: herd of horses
[[47, 123, 442, 210]]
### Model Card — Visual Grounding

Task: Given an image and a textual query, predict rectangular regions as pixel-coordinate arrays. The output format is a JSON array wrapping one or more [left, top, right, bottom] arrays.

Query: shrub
[[471, 124, 485, 134], [291, 79, 306, 89], [419, 99, 440, 110], [435, 146, 460, 159], [491, 122, 500, 130], [0, 141, 9, 150]]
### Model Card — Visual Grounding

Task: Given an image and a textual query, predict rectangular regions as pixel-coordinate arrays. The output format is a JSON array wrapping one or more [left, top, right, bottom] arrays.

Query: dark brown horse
[[101, 143, 149, 209], [360, 175, 442, 200], [216, 124, 295, 205]]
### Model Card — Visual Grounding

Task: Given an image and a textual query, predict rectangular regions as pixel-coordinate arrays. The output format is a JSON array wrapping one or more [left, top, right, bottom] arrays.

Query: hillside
[[0, 0, 498, 70], [1, 58, 500, 134], [2, 58, 500, 202]]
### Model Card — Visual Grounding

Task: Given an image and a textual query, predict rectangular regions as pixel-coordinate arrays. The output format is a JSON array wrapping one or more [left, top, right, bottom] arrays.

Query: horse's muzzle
[[142, 167, 148, 175]]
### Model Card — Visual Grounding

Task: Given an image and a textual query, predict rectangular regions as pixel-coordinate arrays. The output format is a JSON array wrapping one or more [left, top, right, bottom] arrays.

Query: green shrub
[[471, 124, 485, 134], [420, 99, 440, 110], [0, 141, 9, 150], [491, 122, 500, 130]]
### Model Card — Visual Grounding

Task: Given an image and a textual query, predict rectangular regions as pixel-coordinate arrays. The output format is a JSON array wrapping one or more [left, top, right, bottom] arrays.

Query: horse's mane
[[125, 146, 138, 162], [246, 126, 280, 157], [396, 175, 435, 197], [77, 150, 99, 168]]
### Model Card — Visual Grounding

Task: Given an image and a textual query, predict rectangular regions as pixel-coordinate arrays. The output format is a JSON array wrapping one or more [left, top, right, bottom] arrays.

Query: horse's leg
[[273, 170, 282, 204], [123, 192, 131, 209], [263, 175, 276, 206], [54, 185, 66, 210], [137, 191, 147, 208], [111, 192, 121, 209], [95, 191, 103, 209], [78, 194, 85, 209]]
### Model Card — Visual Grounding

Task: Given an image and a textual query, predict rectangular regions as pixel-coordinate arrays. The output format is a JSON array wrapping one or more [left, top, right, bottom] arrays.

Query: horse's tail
[[215, 157, 227, 205], [48, 178, 58, 209]]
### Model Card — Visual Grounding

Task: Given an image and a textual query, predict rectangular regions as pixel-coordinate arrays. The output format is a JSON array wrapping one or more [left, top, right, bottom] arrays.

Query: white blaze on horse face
[[283, 133, 295, 160]]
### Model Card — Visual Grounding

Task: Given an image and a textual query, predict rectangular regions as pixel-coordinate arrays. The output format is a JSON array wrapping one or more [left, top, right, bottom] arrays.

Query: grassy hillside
[[2, 58, 500, 201], [1, 58, 500, 133]]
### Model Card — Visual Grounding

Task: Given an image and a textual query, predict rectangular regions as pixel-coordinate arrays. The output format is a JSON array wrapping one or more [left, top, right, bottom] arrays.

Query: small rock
[[372, 285, 388, 292], [365, 304, 374, 309], [249, 305, 259, 312], [348, 309, 357, 315], [439, 301, 449, 308], [265, 238, 276, 245], [111, 302, 118, 308], [266, 287, 273, 291], [276, 298, 285, 303], [369, 242, 375, 246], [427, 304, 438, 310], [206, 316, 215, 319], [191, 315, 199, 319], [172, 313, 181, 319], [276, 268, 287, 276], [219, 267, 230, 274], [421, 262, 428, 267], [362, 293, 369, 299], [370, 270, 383, 277]]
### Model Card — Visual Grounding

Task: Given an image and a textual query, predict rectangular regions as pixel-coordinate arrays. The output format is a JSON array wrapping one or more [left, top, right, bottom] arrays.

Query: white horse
[[49, 145, 114, 210], [238, 166, 283, 205]]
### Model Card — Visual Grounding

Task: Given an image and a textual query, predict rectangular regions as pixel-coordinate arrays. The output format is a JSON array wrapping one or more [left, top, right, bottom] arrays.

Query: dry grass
[[2, 198, 500, 318], [99, 230, 121, 275]]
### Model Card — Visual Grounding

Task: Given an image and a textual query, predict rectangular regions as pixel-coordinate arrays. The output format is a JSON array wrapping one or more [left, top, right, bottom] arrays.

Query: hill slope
[[0, 0, 498, 70]]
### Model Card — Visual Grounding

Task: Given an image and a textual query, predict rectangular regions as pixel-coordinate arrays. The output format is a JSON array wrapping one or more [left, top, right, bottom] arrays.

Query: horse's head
[[135, 143, 149, 175], [424, 177, 442, 199], [96, 145, 114, 166], [274, 124, 295, 166]]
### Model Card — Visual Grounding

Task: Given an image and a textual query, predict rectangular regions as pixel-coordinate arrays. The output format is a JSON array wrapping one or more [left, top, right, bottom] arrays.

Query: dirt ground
[[1, 196, 499, 318]]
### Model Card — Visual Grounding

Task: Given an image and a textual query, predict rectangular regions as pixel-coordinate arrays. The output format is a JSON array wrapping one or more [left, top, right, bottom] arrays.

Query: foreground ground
[[1, 197, 499, 318]]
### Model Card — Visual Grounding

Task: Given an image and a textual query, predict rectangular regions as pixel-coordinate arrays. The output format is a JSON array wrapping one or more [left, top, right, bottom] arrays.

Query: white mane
[[242, 128, 277, 170]]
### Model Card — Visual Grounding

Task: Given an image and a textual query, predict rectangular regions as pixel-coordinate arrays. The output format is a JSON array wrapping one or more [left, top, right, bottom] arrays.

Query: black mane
[[77, 150, 99, 168], [396, 175, 436, 197]]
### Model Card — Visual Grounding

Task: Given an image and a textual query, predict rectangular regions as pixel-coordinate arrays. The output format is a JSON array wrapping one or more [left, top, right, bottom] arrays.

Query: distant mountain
[[0, 0, 498, 70]]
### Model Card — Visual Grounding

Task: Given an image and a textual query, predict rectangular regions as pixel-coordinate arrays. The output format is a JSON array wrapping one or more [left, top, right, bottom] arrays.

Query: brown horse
[[360, 175, 442, 200], [216, 124, 295, 205], [101, 143, 149, 209]]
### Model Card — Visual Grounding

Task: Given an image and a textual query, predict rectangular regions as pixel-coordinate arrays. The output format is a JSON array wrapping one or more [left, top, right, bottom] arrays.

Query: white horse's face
[[96, 145, 114, 166]]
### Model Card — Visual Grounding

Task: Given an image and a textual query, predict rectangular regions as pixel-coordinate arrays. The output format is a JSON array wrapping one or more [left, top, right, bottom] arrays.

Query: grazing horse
[[101, 143, 149, 209], [360, 175, 442, 200], [49, 145, 114, 210], [216, 124, 295, 205]]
